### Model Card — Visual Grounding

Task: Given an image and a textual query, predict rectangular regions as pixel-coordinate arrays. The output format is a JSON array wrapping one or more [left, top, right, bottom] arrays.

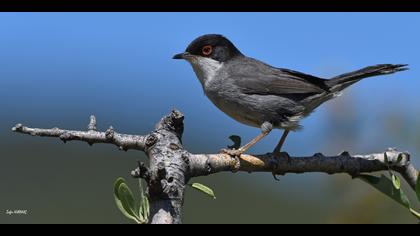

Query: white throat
[[187, 57, 223, 87]]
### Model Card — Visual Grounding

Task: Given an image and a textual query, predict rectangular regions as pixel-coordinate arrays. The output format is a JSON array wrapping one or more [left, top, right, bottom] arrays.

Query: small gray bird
[[173, 34, 408, 158]]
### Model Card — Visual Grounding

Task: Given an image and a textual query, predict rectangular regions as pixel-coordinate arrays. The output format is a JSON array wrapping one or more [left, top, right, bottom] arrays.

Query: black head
[[173, 34, 242, 62]]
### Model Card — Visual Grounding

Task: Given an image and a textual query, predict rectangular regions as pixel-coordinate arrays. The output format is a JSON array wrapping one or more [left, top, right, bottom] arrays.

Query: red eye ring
[[202, 45, 213, 56]]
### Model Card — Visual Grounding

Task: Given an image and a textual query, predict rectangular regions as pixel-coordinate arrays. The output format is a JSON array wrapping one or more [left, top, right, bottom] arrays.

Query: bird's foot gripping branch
[[12, 109, 420, 223]]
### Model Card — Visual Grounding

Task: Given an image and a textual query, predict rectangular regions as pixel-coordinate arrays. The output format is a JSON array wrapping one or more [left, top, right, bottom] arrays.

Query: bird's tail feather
[[325, 64, 408, 91]]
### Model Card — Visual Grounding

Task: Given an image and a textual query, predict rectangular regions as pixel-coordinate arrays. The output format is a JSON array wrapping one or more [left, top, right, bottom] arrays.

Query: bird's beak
[[172, 52, 191, 60]]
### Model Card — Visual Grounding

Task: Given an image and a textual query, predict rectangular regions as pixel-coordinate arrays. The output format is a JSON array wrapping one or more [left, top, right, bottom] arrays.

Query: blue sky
[[1, 12, 419, 155]]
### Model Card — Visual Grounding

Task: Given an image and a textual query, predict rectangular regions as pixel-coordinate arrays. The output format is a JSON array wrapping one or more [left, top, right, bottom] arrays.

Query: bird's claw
[[220, 148, 243, 172], [271, 151, 290, 181], [220, 148, 244, 157], [272, 172, 280, 181]]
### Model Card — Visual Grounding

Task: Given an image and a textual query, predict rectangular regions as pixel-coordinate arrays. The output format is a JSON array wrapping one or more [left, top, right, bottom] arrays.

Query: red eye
[[202, 45, 212, 56]]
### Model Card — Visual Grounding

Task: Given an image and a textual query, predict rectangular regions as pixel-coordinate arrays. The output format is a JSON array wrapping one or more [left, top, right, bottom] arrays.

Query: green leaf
[[227, 135, 241, 150], [137, 178, 149, 222], [114, 178, 125, 198], [410, 208, 420, 219], [360, 174, 420, 221], [140, 195, 150, 221], [416, 172, 420, 202], [138, 178, 144, 199], [118, 182, 141, 219], [114, 178, 142, 223], [358, 174, 410, 208], [391, 174, 401, 190], [191, 183, 216, 199]]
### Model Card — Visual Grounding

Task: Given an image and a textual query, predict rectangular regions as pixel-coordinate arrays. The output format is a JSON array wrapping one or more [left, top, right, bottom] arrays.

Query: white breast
[[188, 57, 223, 87]]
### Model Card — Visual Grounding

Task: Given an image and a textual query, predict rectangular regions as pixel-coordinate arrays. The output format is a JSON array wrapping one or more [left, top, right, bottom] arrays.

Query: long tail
[[325, 64, 408, 91]]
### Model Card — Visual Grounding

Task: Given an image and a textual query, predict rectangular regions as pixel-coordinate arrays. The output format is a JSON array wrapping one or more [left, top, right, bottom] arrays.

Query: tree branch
[[189, 149, 418, 190], [12, 117, 146, 151], [11, 110, 419, 224]]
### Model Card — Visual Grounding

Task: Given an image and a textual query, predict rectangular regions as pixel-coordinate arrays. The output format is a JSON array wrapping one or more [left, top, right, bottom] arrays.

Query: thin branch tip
[[12, 123, 23, 132], [88, 115, 97, 131], [12, 117, 146, 151]]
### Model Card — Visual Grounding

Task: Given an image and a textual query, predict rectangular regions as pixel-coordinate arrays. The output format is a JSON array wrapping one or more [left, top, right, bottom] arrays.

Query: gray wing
[[230, 57, 329, 96]]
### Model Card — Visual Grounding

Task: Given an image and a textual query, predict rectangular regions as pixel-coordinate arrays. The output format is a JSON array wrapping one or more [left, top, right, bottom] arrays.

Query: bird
[[173, 34, 408, 159]]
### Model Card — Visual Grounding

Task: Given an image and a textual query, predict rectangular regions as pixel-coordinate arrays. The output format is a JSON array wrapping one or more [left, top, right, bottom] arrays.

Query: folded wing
[[231, 58, 329, 96]]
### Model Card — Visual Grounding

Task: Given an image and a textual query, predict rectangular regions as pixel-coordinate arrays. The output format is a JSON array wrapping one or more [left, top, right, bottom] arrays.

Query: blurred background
[[1, 12, 419, 224]]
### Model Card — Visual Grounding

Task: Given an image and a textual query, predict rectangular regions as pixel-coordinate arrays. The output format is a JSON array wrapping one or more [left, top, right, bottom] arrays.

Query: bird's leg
[[270, 129, 291, 180], [221, 121, 273, 157], [272, 129, 290, 160]]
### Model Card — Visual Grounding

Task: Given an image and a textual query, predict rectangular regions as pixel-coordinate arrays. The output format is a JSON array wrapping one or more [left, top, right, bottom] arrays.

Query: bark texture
[[12, 109, 419, 224]]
